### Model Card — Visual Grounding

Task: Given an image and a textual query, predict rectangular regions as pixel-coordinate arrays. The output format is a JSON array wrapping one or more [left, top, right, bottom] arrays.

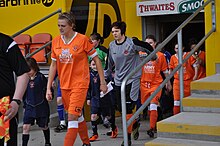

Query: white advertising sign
[[137, 0, 204, 16]]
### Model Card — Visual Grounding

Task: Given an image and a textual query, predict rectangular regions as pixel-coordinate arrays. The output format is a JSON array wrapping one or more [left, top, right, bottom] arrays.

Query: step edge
[[157, 132, 220, 143], [145, 137, 220, 146], [158, 122, 220, 136]]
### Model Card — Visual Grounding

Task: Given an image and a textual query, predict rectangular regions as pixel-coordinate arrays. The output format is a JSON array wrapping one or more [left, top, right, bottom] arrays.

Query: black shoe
[[132, 122, 140, 140], [54, 124, 67, 133], [147, 129, 154, 138], [121, 140, 131, 146], [82, 143, 91, 146], [45, 143, 51, 146]]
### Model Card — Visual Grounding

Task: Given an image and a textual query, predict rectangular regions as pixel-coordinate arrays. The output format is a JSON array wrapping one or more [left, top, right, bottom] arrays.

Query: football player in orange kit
[[189, 39, 206, 80], [169, 44, 195, 115], [46, 12, 107, 146], [141, 35, 172, 138]]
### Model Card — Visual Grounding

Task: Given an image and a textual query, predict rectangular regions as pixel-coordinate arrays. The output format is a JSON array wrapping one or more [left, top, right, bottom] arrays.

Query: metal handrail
[[25, 41, 52, 59], [12, 9, 61, 38], [11, 9, 61, 59], [127, 27, 215, 127], [120, 0, 215, 145]]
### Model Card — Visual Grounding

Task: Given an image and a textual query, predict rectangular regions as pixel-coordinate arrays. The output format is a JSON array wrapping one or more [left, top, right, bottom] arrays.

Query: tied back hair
[[90, 32, 104, 44], [59, 12, 76, 30]]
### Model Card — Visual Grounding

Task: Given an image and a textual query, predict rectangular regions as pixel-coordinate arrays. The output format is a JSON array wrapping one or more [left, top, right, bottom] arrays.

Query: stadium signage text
[[138, 2, 175, 13], [0, 0, 54, 7], [178, 0, 204, 13], [137, 0, 204, 16]]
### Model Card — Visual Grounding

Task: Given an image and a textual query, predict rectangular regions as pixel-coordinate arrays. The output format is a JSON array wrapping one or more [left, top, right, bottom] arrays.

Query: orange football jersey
[[141, 52, 168, 85], [51, 33, 96, 89], [169, 52, 195, 81], [190, 51, 206, 79]]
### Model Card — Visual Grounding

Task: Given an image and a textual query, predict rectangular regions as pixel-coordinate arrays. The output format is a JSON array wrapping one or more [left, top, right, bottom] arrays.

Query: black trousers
[[115, 83, 136, 114], [0, 116, 18, 146]]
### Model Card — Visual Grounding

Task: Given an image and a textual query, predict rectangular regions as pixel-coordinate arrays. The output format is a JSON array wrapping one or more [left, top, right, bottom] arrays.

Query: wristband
[[12, 99, 22, 105]]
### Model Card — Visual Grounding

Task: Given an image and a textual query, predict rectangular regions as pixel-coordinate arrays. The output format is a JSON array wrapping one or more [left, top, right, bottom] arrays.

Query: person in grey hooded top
[[106, 21, 154, 146]]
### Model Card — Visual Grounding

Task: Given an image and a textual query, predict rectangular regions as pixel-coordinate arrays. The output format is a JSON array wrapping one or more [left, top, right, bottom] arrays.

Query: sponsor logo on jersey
[[144, 61, 155, 74], [59, 48, 73, 63]]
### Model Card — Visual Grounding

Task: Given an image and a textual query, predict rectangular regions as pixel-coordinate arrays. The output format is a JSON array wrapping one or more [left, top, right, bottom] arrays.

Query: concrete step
[[182, 95, 220, 113], [157, 112, 220, 142], [191, 74, 220, 95], [39, 65, 50, 78], [145, 137, 220, 146]]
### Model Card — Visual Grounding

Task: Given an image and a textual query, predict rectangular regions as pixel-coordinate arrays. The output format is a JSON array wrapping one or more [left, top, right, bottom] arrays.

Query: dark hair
[[58, 12, 76, 30], [90, 32, 104, 44], [111, 21, 126, 35], [145, 34, 156, 42], [26, 58, 39, 72], [188, 38, 198, 47]]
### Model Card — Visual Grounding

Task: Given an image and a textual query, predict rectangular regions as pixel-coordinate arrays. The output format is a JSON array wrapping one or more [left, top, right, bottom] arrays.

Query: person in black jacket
[[0, 33, 29, 146]]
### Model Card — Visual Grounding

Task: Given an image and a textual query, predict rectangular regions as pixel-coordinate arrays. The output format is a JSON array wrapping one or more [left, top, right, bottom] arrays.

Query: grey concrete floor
[[18, 117, 155, 146]]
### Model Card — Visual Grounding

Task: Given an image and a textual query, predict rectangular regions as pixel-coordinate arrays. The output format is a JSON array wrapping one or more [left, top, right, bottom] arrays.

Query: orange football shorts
[[61, 88, 88, 116]]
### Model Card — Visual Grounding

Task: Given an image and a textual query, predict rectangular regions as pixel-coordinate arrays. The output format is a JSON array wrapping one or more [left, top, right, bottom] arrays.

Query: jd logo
[[71, 0, 121, 39], [42, 0, 54, 7], [178, 0, 204, 13]]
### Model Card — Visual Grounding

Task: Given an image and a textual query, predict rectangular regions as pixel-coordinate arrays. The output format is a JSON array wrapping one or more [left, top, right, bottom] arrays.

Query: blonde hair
[[58, 12, 76, 30]]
